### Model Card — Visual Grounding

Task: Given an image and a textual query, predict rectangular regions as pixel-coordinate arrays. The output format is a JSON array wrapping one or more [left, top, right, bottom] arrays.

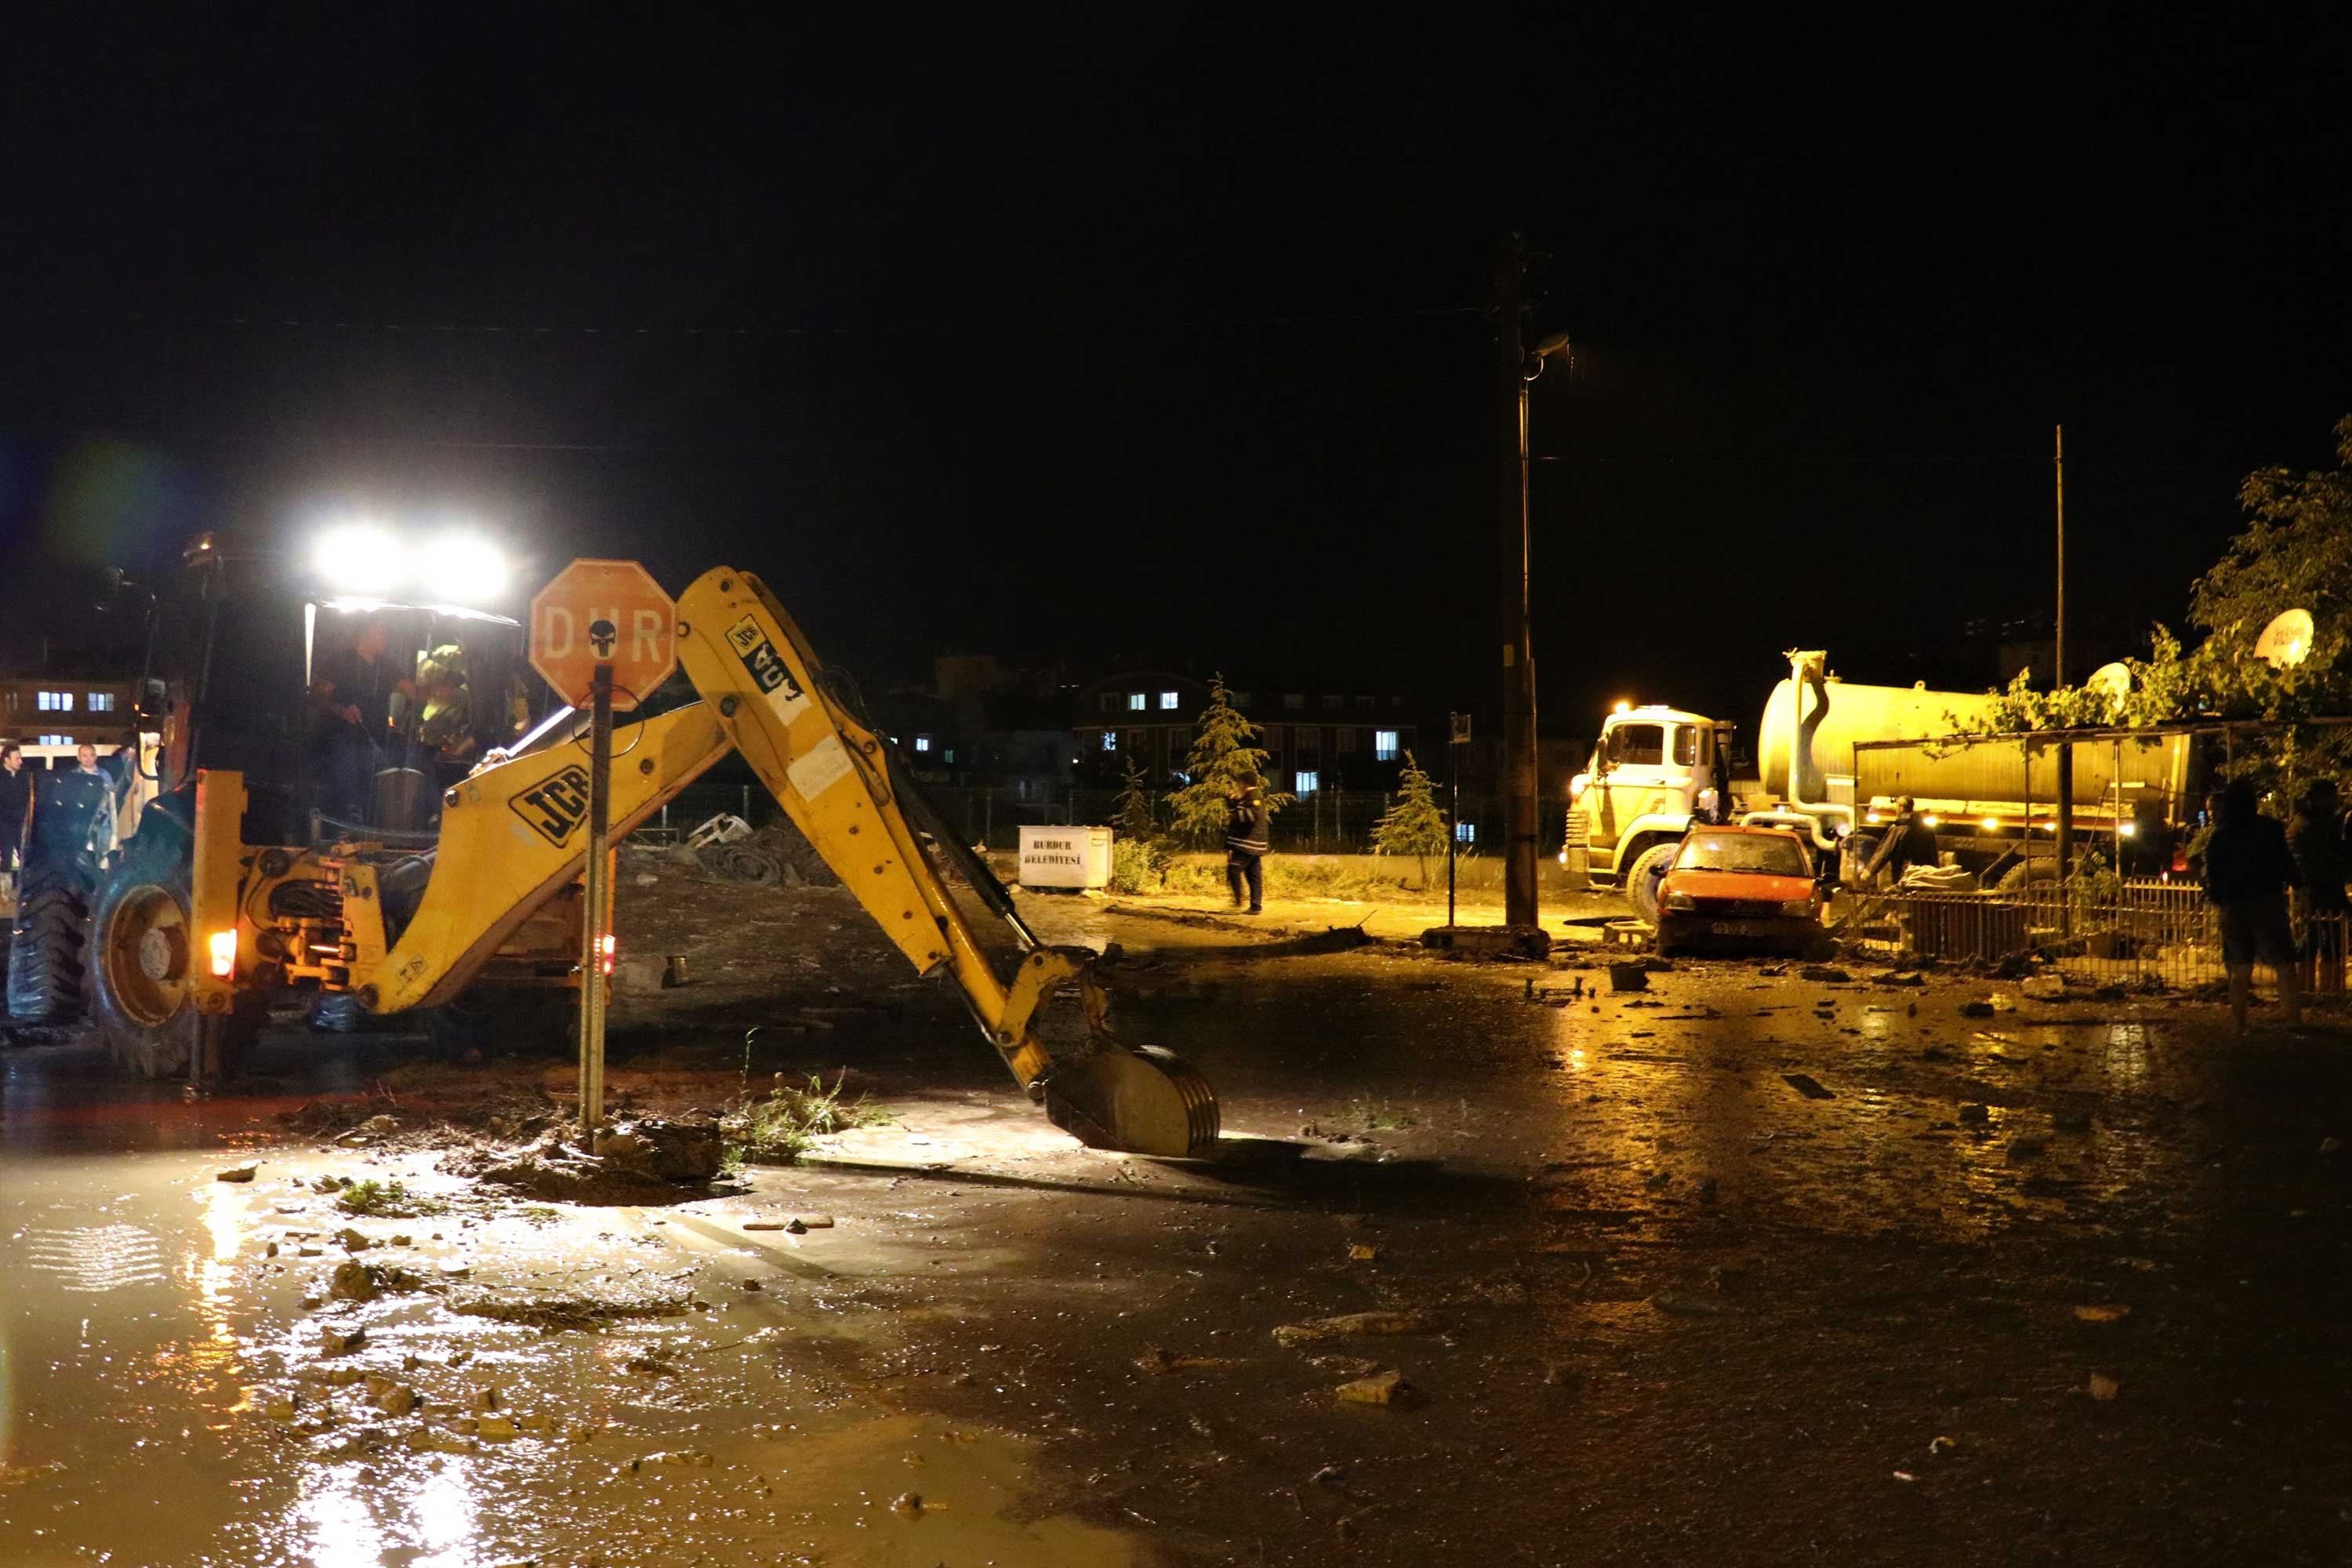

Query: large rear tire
[[7, 860, 92, 1023], [88, 840, 263, 1080]]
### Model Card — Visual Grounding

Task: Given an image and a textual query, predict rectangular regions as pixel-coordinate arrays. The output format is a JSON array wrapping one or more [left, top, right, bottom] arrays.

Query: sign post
[[1448, 712, 1471, 929], [529, 561, 678, 1138]]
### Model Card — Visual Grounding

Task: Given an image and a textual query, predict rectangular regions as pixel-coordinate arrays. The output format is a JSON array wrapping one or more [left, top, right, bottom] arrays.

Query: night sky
[[3, 10, 2348, 742]]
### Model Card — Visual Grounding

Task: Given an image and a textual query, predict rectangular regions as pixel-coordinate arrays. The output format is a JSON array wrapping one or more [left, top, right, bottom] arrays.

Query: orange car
[[1653, 824, 1828, 958]]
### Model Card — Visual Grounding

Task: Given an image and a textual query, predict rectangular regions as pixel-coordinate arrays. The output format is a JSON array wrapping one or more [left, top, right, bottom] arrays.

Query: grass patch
[[1357, 1099, 1416, 1132], [724, 1070, 891, 1165], [334, 1178, 448, 1218], [517, 1204, 562, 1227]]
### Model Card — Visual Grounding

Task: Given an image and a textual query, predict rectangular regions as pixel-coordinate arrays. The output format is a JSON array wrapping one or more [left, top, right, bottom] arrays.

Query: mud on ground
[[2, 853, 2350, 1566]]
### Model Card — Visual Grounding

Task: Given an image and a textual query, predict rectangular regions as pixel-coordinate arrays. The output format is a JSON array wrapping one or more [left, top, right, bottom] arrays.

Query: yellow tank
[[1756, 675, 2187, 818]]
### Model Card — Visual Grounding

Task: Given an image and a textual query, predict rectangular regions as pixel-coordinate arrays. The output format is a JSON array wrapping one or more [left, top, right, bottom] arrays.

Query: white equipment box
[[1018, 826, 1113, 890]]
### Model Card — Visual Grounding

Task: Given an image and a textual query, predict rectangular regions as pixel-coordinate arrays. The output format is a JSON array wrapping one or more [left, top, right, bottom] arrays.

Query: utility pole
[[2054, 423, 2073, 921], [1495, 234, 1540, 931]]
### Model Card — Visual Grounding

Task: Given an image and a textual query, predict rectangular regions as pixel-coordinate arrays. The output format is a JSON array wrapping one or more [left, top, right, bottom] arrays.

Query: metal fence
[[1850, 877, 2347, 993]]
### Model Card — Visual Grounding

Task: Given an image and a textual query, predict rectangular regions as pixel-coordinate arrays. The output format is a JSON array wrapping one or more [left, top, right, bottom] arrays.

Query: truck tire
[[423, 989, 579, 1060], [87, 837, 264, 1080], [1997, 858, 2058, 892], [8, 860, 92, 1023], [1625, 840, 1680, 927]]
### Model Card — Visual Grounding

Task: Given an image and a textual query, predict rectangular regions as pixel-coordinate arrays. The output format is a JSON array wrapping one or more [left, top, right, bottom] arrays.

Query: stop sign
[[528, 559, 678, 711]]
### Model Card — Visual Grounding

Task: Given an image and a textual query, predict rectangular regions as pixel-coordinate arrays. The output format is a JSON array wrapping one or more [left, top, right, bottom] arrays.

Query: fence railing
[[1849, 877, 2347, 992]]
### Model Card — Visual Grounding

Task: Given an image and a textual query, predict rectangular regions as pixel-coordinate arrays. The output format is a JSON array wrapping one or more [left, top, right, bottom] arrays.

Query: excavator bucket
[[1042, 1044, 1221, 1158]]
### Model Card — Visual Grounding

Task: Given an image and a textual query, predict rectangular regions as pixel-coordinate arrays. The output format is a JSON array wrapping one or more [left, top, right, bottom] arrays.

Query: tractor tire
[[1625, 840, 1681, 927], [423, 988, 579, 1060], [8, 861, 92, 1023], [87, 838, 264, 1081]]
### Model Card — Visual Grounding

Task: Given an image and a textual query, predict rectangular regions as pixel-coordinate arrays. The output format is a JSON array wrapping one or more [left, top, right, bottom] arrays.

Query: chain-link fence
[[1849, 877, 2347, 993]]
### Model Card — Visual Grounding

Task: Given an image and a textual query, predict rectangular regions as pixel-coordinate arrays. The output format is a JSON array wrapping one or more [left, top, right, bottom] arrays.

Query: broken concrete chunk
[[1334, 1370, 1421, 1408], [1874, 970, 1925, 986], [2087, 1372, 2120, 1401], [2072, 1304, 2131, 1323], [373, 1384, 419, 1417], [794, 1214, 835, 1229], [216, 1164, 258, 1183], [1272, 1311, 1439, 1346], [1781, 1073, 1835, 1100], [330, 1261, 379, 1302], [1606, 964, 1650, 993], [1798, 965, 1851, 983], [474, 1414, 518, 1441], [1346, 1243, 1379, 1262], [335, 1228, 373, 1253], [1959, 1000, 1996, 1018]]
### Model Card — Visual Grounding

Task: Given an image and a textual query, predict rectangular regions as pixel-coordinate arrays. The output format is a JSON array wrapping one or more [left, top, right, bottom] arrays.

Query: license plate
[[1709, 920, 1766, 936]]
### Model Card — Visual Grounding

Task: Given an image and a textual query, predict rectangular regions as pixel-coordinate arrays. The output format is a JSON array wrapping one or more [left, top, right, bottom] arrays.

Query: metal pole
[[1496, 234, 1541, 931], [578, 662, 613, 1138], [2054, 423, 2073, 931], [1448, 719, 1460, 927]]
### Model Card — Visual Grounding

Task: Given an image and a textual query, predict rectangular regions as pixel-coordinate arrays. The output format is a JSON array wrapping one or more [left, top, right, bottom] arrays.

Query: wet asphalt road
[[3, 899, 2350, 1566]]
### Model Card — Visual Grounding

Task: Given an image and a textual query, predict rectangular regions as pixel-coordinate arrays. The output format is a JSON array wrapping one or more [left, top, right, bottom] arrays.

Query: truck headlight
[[1664, 891, 1696, 911], [420, 533, 510, 605], [1780, 898, 1817, 918]]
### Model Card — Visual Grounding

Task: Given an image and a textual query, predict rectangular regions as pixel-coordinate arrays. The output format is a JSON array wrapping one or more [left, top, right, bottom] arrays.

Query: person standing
[[2202, 778, 2303, 1036], [310, 619, 411, 822], [2287, 778, 2350, 996], [0, 743, 31, 875], [1864, 796, 1939, 887], [1224, 782, 1269, 915]]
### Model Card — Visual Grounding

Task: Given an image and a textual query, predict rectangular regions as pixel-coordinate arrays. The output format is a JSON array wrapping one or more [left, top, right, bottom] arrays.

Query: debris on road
[[1957, 1103, 1992, 1125], [2073, 1305, 2131, 1323], [1782, 1073, 1835, 1100], [1273, 1311, 1440, 1345], [2087, 1372, 2121, 1401], [320, 1325, 367, 1355], [1799, 966, 1851, 983], [1334, 1370, 1421, 1408], [216, 1164, 257, 1183], [1607, 964, 1651, 993]]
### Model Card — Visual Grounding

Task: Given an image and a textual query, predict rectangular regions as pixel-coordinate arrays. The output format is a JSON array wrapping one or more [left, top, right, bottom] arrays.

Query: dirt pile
[[439, 1116, 722, 1203]]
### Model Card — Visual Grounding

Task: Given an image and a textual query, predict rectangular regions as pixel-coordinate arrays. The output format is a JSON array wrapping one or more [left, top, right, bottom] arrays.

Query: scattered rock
[[743, 1221, 787, 1232], [795, 1214, 835, 1229], [783, 1218, 808, 1235], [329, 1260, 379, 1302], [1875, 971, 1925, 986], [1959, 1000, 1995, 1018], [405, 1429, 475, 1455], [892, 1491, 924, 1515], [216, 1164, 258, 1183], [1928, 1435, 1957, 1457], [336, 1115, 400, 1147], [2004, 1138, 2047, 1163], [474, 1414, 518, 1442], [1957, 1103, 1992, 1126], [624, 1356, 681, 1378], [1781, 1073, 1835, 1100], [321, 1325, 367, 1355], [1273, 1311, 1440, 1346], [741, 1279, 764, 1292], [335, 1228, 373, 1252], [265, 1240, 280, 1258], [1334, 1370, 1421, 1408], [2073, 1305, 2131, 1323], [1347, 1243, 1379, 1262], [1799, 966, 1851, 983], [1607, 964, 1650, 993], [373, 1384, 419, 1417], [2087, 1372, 2120, 1402]]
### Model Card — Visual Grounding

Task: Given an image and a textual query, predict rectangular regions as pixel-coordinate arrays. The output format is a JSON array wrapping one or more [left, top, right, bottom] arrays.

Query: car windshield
[[1675, 832, 1809, 877]]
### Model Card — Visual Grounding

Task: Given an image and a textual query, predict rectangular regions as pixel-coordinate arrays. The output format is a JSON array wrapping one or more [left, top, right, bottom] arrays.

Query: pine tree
[[1112, 755, 1160, 843], [1373, 750, 1450, 887], [1167, 673, 1290, 846]]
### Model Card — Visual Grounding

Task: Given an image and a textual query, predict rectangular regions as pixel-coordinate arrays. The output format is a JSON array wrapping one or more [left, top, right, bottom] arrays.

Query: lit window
[[1374, 729, 1399, 761], [1127, 692, 1146, 711], [944, 750, 955, 764], [87, 691, 116, 713], [913, 735, 932, 753], [1159, 691, 1178, 710], [1283, 693, 1305, 710], [1102, 731, 1117, 751], [1454, 822, 1476, 844], [1294, 769, 1319, 794], [37, 690, 70, 711]]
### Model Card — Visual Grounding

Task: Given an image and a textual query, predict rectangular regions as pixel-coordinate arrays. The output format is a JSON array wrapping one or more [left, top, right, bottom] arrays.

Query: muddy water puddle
[[1, 1141, 1142, 1566]]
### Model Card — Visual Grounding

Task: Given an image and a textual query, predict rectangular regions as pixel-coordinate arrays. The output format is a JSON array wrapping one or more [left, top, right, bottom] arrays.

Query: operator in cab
[[311, 617, 414, 822]]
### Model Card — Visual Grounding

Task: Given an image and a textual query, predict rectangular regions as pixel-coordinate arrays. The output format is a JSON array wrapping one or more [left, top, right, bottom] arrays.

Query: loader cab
[[137, 537, 531, 846], [1569, 705, 1733, 876]]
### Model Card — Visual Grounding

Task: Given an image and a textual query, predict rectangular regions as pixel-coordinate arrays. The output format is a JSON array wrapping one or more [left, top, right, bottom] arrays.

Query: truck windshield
[[1606, 724, 1664, 767], [1676, 832, 1809, 877]]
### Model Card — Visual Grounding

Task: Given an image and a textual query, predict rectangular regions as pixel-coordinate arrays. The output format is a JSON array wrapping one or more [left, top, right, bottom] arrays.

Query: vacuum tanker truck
[[1564, 650, 2195, 905]]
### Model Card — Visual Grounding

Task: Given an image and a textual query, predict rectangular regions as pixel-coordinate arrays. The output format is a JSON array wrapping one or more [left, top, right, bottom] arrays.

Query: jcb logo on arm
[[724, 614, 808, 715], [510, 764, 593, 846]]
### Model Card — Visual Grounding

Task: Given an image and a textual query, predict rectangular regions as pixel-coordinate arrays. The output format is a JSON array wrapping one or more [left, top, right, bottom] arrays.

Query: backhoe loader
[[67, 537, 1218, 1157]]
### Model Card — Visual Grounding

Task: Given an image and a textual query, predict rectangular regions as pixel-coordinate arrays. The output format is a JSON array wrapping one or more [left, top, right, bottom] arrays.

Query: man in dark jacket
[[2203, 778, 2303, 1035], [2287, 778, 2350, 995], [0, 743, 31, 873], [1865, 797, 1939, 887], [1224, 782, 1270, 915]]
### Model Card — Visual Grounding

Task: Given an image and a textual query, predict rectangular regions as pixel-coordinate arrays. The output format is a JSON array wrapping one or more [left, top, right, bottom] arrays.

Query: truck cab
[[1566, 705, 1739, 885]]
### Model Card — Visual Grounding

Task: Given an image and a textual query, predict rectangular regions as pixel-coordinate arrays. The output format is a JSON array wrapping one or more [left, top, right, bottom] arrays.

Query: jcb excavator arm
[[365, 565, 1218, 1157]]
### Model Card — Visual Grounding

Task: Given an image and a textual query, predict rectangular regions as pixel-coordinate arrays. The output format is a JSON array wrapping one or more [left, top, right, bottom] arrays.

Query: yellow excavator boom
[[355, 564, 1217, 1157]]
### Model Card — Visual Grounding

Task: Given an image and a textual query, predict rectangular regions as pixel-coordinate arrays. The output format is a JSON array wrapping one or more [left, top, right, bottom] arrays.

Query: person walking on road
[[0, 743, 30, 876], [2203, 778, 2304, 1036], [1224, 782, 1269, 915], [2287, 778, 2350, 996]]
